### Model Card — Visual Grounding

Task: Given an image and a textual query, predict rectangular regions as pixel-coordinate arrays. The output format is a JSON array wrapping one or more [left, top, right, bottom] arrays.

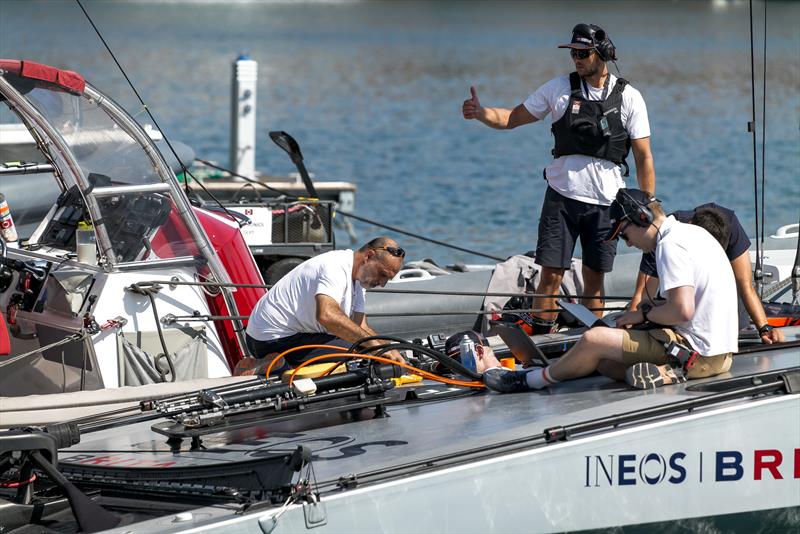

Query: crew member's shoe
[[626, 363, 686, 390], [483, 368, 531, 393]]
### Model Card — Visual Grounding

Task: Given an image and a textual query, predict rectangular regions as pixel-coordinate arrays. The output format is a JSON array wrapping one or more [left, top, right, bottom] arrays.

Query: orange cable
[[288, 353, 485, 389], [264, 344, 348, 377]]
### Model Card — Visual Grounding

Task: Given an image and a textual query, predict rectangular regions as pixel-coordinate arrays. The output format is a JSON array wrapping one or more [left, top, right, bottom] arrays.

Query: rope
[[127, 283, 176, 382]]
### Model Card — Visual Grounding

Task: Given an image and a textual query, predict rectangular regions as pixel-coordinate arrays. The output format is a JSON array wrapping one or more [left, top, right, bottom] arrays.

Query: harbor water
[[0, 0, 798, 263]]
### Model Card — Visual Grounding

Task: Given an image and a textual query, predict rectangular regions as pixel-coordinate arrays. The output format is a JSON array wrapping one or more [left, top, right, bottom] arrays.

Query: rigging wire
[[759, 0, 767, 287], [747, 0, 763, 295], [198, 159, 505, 262], [129, 278, 635, 301], [74, 0, 240, 225]]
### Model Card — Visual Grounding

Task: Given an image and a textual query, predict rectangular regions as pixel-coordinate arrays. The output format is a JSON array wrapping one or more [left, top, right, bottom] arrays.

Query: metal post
[[230, 54, 258, 180]]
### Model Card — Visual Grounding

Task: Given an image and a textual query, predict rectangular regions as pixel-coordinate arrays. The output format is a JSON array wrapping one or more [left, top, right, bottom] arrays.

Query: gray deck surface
[[60, 328, 800, 487]]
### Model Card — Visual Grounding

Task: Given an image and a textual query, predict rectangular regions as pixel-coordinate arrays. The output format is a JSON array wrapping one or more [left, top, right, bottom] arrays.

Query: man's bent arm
[[730, 252, 785, 344], [631, 137, 655, 194], [617, 285, 694, 327], [477, 104, 538, 130], [317, 300, 406, 362], [316, 295, 374, 344]]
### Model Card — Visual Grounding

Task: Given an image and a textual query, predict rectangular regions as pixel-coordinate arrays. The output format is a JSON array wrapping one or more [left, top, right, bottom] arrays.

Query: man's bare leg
[[546, 327, 625, 382], [534, 266, 566, 323], [596, 359, 628, 381], [581, 265, 605, 318]]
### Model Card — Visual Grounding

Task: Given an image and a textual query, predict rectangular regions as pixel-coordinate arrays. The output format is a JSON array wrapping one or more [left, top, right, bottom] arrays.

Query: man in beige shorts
[[481, 188, 738, 392]]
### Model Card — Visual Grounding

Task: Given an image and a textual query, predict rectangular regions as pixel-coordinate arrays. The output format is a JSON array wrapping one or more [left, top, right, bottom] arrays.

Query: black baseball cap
[[444, 330, 487, 357], [605, 188, 659, 241], [558, 23, 603, 50]]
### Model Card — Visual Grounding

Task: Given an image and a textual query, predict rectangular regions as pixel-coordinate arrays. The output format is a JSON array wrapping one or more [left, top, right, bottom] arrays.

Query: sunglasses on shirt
[[372, 246, 406, 258], [570, 48, 595, 60]]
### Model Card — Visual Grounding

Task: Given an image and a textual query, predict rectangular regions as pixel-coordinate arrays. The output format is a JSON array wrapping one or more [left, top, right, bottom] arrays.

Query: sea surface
[[0, 0, 798, 263]]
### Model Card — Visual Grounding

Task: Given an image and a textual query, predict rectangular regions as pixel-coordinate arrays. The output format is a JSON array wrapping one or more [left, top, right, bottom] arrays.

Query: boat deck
[[60, 328, 800, 485]]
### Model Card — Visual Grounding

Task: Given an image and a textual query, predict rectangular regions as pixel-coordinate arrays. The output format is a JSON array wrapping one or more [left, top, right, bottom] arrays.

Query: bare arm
[[730, 252, 784, 344], [616, 285, 695, 327], [316, 295, 373, 345], [630, 137, 655, 194], [317, 298, 406, 363], [629, 271, 659, 311], [462, 86, 538, 130]]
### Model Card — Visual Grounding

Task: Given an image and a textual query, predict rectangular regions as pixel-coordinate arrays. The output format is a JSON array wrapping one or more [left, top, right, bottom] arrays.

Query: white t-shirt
[[655, 216, 738, 356], [246, 250, 366, 341], [523, 73, 651, 206]]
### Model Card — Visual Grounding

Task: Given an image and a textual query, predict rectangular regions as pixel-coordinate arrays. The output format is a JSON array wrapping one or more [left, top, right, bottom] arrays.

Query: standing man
[[479, 189, 739, 392], [629, 203, 784, 344], [463, 23, 655, 333], [246, 237, 406, 374]]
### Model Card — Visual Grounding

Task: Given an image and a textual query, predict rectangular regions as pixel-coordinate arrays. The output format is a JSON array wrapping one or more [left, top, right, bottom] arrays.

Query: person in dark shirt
[[629, 203, 783, 344]]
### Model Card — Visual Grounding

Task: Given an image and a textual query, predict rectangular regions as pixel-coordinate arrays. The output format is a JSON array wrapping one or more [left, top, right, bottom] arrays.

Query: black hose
[[352, 337, 483, 381]]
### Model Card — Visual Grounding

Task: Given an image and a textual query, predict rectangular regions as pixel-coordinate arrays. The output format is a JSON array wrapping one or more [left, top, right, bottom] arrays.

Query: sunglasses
[[619, 221, 632, 241], [373, 246, 405, 258], [570, 48, 594, 60]]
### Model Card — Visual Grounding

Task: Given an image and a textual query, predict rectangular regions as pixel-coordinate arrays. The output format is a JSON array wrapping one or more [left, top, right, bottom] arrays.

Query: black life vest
[[550, 72, 630, 170]]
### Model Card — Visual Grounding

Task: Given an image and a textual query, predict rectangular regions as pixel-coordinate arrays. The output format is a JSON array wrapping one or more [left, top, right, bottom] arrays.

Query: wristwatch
[[758, 324, 774, 337], [640, 303, 652, 322]]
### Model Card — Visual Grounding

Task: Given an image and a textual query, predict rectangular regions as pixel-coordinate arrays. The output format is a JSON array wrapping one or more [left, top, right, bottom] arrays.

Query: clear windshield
[[1, 74, 201, 263], [21, 84, 162, 186]]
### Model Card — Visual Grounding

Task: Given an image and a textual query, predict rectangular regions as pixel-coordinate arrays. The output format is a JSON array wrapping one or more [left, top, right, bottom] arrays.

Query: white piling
[[230, 54, 258, 180]]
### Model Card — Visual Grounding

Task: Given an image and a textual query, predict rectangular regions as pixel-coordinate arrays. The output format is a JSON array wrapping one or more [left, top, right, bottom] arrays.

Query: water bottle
[[0, 193, 19, 247], [459, 334, 477, 374], [76, 221, 97, 265]]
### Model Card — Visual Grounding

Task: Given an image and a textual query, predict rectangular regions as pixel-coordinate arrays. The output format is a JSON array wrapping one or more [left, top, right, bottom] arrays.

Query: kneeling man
[[481, 189, 738, 391], [246, 237, 406, 374]]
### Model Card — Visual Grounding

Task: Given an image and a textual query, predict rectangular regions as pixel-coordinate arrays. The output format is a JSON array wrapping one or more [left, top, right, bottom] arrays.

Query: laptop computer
[[490, 321, 550, 367], [557, 299, 617, 329]]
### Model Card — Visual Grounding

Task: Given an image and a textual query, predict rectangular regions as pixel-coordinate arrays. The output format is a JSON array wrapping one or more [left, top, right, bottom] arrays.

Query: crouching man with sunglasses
[[478, 189, 738, 391], [245, 237, 407, 375], [462, 23, 654, 337]]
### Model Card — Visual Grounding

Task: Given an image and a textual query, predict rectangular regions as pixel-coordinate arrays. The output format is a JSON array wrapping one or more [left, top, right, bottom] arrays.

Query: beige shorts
[[621, 328, 732, 379]]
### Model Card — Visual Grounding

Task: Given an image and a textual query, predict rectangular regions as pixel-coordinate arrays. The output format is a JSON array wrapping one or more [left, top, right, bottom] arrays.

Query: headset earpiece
[[617, 189, 654, 228], [590, 25, 617, 62]]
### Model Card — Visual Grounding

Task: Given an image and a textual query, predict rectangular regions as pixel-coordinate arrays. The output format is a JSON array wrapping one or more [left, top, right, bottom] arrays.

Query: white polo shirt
[[523, 73, 651, 206], [246, 250, 366, 341], [655, 216, 739, 356]]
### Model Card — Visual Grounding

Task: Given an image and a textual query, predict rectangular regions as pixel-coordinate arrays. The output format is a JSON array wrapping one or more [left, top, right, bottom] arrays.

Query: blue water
[[1, 0, 798, 262]]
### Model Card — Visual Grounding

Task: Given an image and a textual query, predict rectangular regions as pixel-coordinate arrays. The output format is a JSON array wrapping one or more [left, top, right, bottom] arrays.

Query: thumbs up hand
[[462, 86, 482, 120]]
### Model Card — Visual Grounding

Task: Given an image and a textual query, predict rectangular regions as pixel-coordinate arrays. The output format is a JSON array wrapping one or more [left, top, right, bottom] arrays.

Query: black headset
[[616, 189, 657, 228], [573, 24, 618, 62]]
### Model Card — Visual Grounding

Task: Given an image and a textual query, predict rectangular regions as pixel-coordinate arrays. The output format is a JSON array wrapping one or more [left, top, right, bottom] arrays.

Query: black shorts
[[245, 332, 351, 374], [534, 187, 618, 273]]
